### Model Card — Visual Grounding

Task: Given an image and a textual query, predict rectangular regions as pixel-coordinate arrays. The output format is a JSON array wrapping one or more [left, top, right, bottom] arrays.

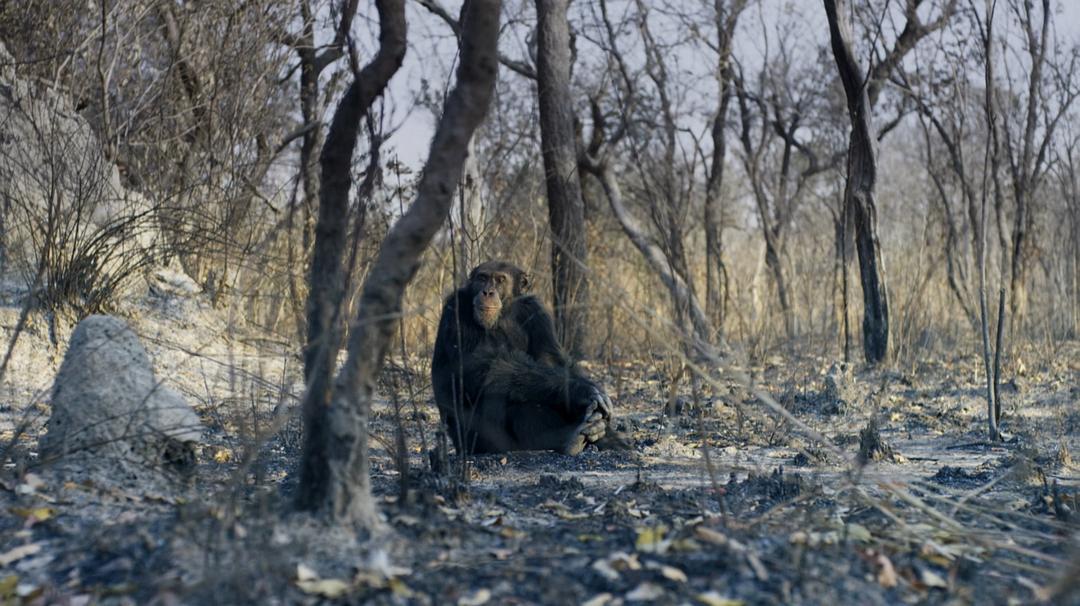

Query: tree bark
[[297, 0, 408, 521], [535, 0, 589, 358], [704, 0, 746, 340], [824, 0, 889, 364], [1006, 0, 1050, 328], [297, 0, 500, 525]]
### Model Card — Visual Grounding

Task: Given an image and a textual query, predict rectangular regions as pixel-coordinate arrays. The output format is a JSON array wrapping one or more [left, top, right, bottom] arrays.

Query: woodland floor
[[0, 303, 1078, 605]]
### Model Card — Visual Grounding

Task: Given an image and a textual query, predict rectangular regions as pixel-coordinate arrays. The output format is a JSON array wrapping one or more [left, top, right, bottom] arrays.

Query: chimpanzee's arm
[[432, 292, 488, 411], [513, 295, 570, 367], [506, 295, 612, 419]]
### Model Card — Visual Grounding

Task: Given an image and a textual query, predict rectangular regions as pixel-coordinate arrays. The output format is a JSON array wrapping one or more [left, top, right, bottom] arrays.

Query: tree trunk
[[535, 0, 589, 358], [297, 0, 500, 525], [764, 240, 794, 340], [297, 1, 322, 258], [583, 159, 711, 345], [296, 0, 408, 522], [704, 0, 746, 340], [824, 0, 889, 364], [454, 135, 484, 280]]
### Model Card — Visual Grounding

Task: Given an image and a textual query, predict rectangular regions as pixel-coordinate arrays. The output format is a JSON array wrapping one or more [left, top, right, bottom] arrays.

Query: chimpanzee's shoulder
[[510, 295, 553, 324], [512, 294, 542, 306], [510, 294, 545, 312], [439, 288, 468, 312], [436, 289, 472, 329]]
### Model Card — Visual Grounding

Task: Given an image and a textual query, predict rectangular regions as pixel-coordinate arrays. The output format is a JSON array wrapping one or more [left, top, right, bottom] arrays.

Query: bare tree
[[578, 0, 712, 343], [1056, 127, 1080, 337], [824, 0, 957, 364], [296, 0, 408, 522], [536, 0, 589, 358], [731, 28, 839, 341], [995, 0, 1078, 327], [824, 0, 890, 364], [280, 0, 361, 276], [578, 0, 712, 346], [297, 0, 500, 525], [702, 0, 749, 339]]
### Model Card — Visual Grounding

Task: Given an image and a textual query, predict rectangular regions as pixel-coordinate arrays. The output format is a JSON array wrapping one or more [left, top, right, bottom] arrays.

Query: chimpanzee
[[431, 261, 613, 455]]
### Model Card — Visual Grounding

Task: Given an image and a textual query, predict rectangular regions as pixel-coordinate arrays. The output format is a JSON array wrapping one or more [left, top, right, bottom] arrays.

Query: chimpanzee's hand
[[574, 381, 612, 421], [588, 384, 613, 419]]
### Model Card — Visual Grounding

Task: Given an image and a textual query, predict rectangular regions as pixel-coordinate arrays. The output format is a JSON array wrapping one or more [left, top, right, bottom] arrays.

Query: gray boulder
[[40, 315, 203, 484]]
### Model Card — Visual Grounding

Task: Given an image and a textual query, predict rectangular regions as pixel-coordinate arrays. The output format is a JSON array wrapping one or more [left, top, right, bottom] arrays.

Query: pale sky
[[382, 0, 1080, 170]]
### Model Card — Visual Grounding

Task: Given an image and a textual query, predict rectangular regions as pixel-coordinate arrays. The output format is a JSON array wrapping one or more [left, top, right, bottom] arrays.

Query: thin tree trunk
[[297, 0, 408, 521], [763, 241, 794, 339], [704, 0, 746, 340], [976, 0, 1001, 441], [993, 287, 1005, 422], [536, 0, 589, 358], [297, 0, 500, 525], [824, 0, 890, 365], [454, 135, 484, 280]]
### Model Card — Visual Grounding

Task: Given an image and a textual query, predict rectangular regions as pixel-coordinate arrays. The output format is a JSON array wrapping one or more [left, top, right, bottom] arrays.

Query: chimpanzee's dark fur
[[431, 261, 612, 455]]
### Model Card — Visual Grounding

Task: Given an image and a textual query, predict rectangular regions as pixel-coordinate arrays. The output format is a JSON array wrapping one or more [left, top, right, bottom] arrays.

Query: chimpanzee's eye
[[496, 275, 506, 284]]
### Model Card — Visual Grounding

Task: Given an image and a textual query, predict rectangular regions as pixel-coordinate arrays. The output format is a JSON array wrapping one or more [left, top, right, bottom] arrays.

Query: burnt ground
[[1, 337, 1079, 605]]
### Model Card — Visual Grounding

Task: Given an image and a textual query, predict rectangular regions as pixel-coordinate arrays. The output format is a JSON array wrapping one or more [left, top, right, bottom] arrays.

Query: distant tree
[[702, 0, 749, 340], [278, 0, 361, 333], [535, 0, 590, 358], [824, 0, 890, 364], [824, 0, 956, 364]]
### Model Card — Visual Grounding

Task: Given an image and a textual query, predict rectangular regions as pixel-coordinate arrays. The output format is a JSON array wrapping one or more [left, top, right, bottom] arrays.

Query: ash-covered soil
[[1, 306, 1078, 605]]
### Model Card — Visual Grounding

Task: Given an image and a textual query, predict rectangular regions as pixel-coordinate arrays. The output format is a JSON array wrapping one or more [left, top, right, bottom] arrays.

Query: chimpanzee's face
[[468, 261, 529, 329]]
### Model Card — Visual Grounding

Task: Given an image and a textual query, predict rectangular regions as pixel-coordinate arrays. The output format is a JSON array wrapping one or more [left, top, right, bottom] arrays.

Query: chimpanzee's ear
[[518, 271, 532, 294]]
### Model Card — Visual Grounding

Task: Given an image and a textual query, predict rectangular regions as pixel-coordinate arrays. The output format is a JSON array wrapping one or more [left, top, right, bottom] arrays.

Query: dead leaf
[[354, 570, 388, 589], [15, 474, 44, 495], [212, 448, 232, 464], [625, 582, 664, 601], [1015, 576, 1050, 602], [295, 563, 317, 582], [919, 568, 948, 589], [296, 578, 350, 598], [696, 592, 744, 606], [875, 553, 898, 588], [644, 561, 687, 583], [635, 525, 669, 553], [541, 501, 588, 520], [582, 592, 614, 606], [393, 514, 421, 527], [746, 552, 769, 581], [0, 543, 41, 567], [670, 537, 702, 552], [457, 587, 491, 606], [609, 551, 642, 571], [0, 575, 17, 597], [591, 559, 620, 582], [10, 507, 55, 525], [695, 526, 730, 546], [499, 526, 524, 539], [487, 548, 513, 560], [294, 562, 352, 597], [388, 577, 414, 598], [846, 523, 872, 543]]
